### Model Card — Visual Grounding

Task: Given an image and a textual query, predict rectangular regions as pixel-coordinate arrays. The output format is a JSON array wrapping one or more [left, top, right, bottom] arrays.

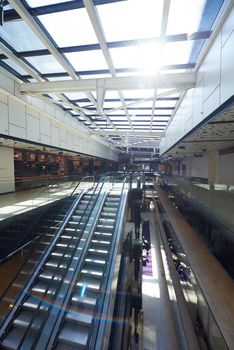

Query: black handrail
[[70, 175, 95, 196]]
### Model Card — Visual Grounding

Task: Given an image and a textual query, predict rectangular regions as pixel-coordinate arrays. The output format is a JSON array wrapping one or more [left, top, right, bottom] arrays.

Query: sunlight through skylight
[[97, 0, 164, 41]]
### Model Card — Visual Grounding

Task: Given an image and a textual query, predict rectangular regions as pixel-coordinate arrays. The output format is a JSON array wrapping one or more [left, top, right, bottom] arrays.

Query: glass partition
[[160, 175, 234, 235]]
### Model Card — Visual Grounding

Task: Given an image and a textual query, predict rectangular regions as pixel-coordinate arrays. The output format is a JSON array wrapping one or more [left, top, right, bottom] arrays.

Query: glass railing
[[0, 176, 96, 329], [162, 212, 229, 350], [0, 175, 96, 222], [159, 175, 234, 235]]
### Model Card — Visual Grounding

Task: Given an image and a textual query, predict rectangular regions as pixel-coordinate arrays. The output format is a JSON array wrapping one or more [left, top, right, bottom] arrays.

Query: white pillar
[[208, 151, 219, 186], [0, 147, 15, 194]]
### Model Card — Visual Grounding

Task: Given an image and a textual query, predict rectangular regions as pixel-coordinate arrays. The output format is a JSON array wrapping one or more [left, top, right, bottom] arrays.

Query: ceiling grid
[[0, 0, 227, 155]]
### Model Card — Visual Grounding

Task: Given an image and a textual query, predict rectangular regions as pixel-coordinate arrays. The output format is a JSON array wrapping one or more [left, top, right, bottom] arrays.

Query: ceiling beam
[[8, 0, 77, 80], [0, 42, 43, 82], [8, 0, 97, 107], [9, 31, 211, 58], [84, 0, 133, 130], [19, 72, 196, 94], [4, 0, 126, 21], [93, 130, 162, 136]]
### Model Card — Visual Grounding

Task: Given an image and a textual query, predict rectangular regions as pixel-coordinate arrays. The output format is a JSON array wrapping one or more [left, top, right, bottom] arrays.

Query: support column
[[0, 147, 15, 194], [208, 151, 219, 187]]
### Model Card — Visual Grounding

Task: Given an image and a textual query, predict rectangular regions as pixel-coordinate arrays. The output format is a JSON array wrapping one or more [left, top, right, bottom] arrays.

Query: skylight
[[0, 0, 225, 154]]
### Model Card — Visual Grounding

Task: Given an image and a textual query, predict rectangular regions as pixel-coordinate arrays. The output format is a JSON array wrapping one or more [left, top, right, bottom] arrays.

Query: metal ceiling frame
[[19, 72, 196, 94], [1, 0, 227, 155], [0, 31, 211, 60], [7, 0, 121, 139]]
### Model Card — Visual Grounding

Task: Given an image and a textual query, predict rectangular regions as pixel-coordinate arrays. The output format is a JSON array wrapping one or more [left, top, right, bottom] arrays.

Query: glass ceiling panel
[[39, 8, 98, 47], [130, 116, 151, 121], [65, 51, 108, 71], [26, 0, 72, 7], [0, 21, 46, 51], [105, 91, 120, 99], [153, 117, 170, 120], [64, 92, 88, 100], [154, 110, 172, 115], [123, 90, 154, 99], [162, 41, 193, 65], [127, 109, 157, 115], [80, 74, 111, 79], [132, 122, 151, 125], [155, 100, 177, 108], [108, 110, 126, 115], [47, 93, 61, 101], [48, 76, 72, 81], [2, 59, 28, 76], [166, 0, 206, 35], [132, 101, 155, 108], [97, 0, 163, 41], [109, 116, 128, 121], [26, 55, 66, 74], [110, 44, 161, 72], [103, 101, 125, 108], [116, 71, 144, 77]]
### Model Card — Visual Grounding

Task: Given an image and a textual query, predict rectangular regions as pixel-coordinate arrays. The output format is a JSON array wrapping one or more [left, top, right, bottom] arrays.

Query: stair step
[[23, 296, 49, 311], [77, 278, 100, 291], [1, 328, 27, 350], [96, 224, 114, 232], [65, 306, 93, 326], [88, 248, 108, 256], [72, 294, 97, 308], [91, 239, 111, 246], [81, 267, 103, 277], [85, 257, 106, 266], [13, 310, 43, 331], [58, 322, 89, 348], [31, 282, 57, 295]]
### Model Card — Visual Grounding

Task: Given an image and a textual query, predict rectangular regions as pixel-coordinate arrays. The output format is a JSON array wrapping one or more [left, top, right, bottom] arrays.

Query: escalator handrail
[[0, 174, 95, 337], [70, 175, 95, 196], [87, 176, 130, 350]]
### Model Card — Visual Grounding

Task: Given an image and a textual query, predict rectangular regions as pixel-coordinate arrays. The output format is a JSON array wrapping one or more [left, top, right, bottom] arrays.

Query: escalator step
[[1, 328, 27, 350], [91, 239, 110, 246], [58, 322, 89, 348], [13, 310, 43, 331], [77, 278, 100, 291], [88, 248, 108, 256], [31, 282, 57, 295], [71, 294, 97, 308], [23, 296, 50, 311], [85, 257, 105, 266], [80, 268, 103, 277], [65, 306, 93, 326]]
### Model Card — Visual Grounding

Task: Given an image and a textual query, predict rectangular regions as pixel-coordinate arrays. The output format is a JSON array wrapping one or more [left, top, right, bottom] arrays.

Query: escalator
[[0, 179, 129, 350], [0, 191, 78, 262], [0, 182, 99, 349], [54, 189, 121, 349], [0, 195, 81, 324]]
